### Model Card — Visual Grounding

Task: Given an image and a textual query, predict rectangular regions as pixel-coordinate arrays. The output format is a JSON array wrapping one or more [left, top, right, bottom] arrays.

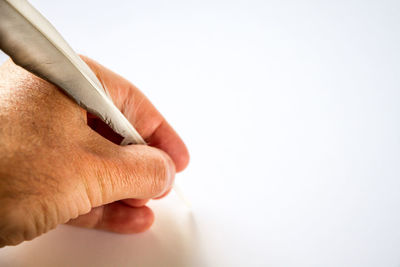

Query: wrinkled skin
[[0, 56, 189, 247]]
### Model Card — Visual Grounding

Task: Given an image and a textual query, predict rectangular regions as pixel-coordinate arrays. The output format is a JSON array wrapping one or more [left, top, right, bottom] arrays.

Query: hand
[[0, 56, 189, 247]]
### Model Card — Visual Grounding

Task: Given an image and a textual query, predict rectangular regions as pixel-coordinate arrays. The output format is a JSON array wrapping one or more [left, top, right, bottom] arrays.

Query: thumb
[[82, 141, 175, 208]]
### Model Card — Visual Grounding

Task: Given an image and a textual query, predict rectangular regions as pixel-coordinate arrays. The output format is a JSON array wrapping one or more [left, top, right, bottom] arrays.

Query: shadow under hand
[[0, 192, 199, 267]]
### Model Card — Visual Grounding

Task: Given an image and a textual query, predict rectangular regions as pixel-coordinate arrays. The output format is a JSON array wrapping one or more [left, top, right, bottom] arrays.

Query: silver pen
[[0, 0, 190, 207], [0, 0, 144, 146]]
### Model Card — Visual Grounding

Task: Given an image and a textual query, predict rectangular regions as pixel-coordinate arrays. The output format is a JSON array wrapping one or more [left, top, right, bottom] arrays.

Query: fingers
[[82, 138, 176, 207], [80, 56, 189, 172], [153, 187, 172, 200], [67, 202, 154, 233], [146, 120, 190, 172]]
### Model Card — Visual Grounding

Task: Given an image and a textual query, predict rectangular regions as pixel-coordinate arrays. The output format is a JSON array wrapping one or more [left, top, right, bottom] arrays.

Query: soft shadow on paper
[[0, 193, 200, 267]]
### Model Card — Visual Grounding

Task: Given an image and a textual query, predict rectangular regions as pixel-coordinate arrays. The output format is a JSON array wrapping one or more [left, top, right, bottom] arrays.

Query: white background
[[1, 0, 400, 266]]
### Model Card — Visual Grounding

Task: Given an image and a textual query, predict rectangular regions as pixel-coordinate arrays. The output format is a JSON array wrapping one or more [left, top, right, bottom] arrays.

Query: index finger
[[81, 56, 189, 172]]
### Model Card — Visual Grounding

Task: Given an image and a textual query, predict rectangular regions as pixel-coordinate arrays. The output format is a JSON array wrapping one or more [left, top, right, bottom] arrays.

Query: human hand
[[0, 56, 189, 247]]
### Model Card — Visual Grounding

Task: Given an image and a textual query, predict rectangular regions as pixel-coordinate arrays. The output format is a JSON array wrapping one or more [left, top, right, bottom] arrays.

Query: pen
[[0, 0, 189, 207]]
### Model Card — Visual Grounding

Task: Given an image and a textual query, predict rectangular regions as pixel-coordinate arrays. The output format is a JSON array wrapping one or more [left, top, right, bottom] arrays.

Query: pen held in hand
[[0, 0, 190, 208]]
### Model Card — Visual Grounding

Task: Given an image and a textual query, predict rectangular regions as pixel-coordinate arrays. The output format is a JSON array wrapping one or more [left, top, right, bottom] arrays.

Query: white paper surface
[[0, 51, 7, 64], [0, 0, 400, 266]]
